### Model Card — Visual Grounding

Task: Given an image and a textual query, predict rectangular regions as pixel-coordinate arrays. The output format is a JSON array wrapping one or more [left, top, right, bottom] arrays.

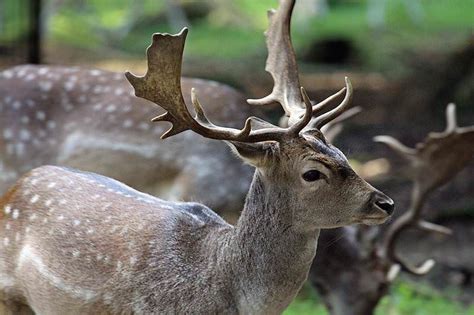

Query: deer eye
[[302, 170, 324, 182]]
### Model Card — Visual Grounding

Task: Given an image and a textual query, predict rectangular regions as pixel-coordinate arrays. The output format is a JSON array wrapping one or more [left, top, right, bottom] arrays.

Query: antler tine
[[288, 87, 313, 135], [445, 103, 457, 133], [373, 135, 416, 159], [126, 28, 314, 144], [311, 77, 354, 129], [247, 0, 304, 119], [320, 106, 362, 143], [311, 87, 347, 118], [393, 256, 436, 276]]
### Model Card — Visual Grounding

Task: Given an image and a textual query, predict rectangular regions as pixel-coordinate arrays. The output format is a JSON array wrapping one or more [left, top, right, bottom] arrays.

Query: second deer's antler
[[125, 28, 313, 143], [375, 103, 474, 278], [247, 0, 353, 128]]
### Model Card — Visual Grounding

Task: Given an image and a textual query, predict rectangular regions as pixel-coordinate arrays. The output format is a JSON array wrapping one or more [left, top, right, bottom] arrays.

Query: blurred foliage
[[2, 0, 470, 73], [0, 0, 30, 41], [38, 0, 474, 73], [284, 280, 474, 315]]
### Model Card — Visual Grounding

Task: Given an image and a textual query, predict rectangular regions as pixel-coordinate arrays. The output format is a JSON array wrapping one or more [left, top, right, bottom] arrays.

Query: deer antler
[[375, 103, 474, 278], [320, 106, 361, 142], [126, 28, 313, 143], [247, 0, 354, 128]]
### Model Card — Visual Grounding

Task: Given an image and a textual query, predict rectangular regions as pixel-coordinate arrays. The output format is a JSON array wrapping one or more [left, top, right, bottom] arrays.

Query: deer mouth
[[359, 215, 390, 225]]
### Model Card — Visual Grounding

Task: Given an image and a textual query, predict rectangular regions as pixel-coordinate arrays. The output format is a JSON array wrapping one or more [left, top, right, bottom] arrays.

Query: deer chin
[[356, 205, 392, 225], [359, 215, 390, 226]]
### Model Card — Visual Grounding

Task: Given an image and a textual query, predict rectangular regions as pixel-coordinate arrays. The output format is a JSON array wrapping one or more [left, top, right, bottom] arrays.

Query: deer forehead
[[288, 135, 355, 179]]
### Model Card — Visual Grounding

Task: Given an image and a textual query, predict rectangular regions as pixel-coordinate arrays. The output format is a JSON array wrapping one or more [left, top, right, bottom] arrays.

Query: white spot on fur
[[105, 104, 116, 112], [12, 209, 19, 219], [21, 116, 30, 124], [39, 81, 53, 92], [73, 219, 81, 226], [15, 143, 26, 156], [38, 68, 48, 75], [64, 81, 75, 91], [19, 129, 31, 141], [47, 121, 57, 129], [36, 111, 46, 121], [123, 119, 133, 128], [29, 214, 37, 221], [3, 129, 13, 140], [3, 70, 13, 78], [12, 101, 22, 110], [30, 194, 39, 204], [138, 122, 150, 130], [4, 204, 11, 214], [3, 237, 9, 246]]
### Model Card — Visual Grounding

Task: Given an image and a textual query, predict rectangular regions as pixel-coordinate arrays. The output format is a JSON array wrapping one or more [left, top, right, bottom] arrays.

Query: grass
[[284, 281, 474, 315]]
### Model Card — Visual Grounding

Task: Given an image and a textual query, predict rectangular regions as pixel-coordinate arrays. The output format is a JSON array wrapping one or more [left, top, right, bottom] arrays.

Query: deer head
[[125, 26, 394, 230]]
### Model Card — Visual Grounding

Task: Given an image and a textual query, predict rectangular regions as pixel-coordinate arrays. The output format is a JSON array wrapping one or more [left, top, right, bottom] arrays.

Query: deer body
[[0, 166, 314, 315], [0, 65, 254, 215]]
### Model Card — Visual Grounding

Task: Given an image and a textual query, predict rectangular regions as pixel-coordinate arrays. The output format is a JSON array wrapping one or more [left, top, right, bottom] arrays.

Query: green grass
[[284, 281, 474, 315]]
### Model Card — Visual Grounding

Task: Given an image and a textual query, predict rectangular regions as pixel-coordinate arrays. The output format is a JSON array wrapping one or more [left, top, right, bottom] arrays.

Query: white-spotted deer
[[0, 10, 394, 315], [309, 103, 474, 315]]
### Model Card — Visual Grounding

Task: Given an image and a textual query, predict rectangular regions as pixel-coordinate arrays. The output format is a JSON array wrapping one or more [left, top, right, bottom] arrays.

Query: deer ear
[[227, 141, 276, 167]]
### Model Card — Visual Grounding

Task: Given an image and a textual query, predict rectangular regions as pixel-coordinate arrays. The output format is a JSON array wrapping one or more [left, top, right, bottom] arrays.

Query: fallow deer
[[0, 17, 394, 314], [0, 64, 257, 217], [309, 103, 474, 315]]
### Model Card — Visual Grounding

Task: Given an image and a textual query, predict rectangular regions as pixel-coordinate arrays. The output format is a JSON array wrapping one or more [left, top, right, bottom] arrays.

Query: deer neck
[[227, 170, 320, 313]]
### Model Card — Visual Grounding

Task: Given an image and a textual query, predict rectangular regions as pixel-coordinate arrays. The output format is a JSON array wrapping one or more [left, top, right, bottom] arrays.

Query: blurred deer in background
[[0, 65, 259, 217], [0, 23, 394, 314], [309, 103, 474, 315]]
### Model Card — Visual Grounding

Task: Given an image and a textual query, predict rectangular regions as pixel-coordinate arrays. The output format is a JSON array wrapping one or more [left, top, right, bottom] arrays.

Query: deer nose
[[372, 192, 395, 215], [374, 193, 395, 215]]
